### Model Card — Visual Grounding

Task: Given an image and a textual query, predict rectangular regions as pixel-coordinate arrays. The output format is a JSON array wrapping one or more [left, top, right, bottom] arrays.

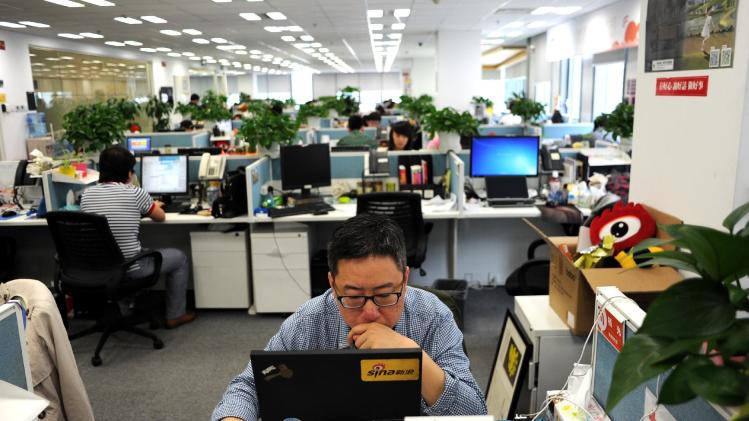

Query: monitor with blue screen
[[470, 136, 539, 177], [127, 137, 152, 153]]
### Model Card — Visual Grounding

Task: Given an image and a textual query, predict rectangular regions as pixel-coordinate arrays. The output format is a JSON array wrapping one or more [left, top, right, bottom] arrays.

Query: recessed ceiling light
[[371, 33, 383, 40], [266, 12, 287, 20], [114, 17, 142, 24], [253, 65, 261, 71], [388, 33, 402, 40], [19, 21, 50, 28], [183, 29, 202, 35], [141, 16, 167, 24], [319, 47, 329, 53], [140, 47, 157, 52], [369, 23, 383, 31], [391, 23, 405, 31], [300, 35, 314, 42], [310, 42, 322, 48], [80, 0, 114, 5], [192, 38, 210, 44], [80, 32, 104, 38], [181, 52, 195, 57], [59, 56, 73, 60], [155, 47, 171, 52], [393, 8, 410, 18], [281, 35, 295, 42], [531, 6, 581, 15], [212, 0, 232, 2], [240, 12, 262, 21], [293, 43, 308, 48], [264, 26, 282, 33], [189, 56, 201, 61], [202, 55, 213, 59], [160, 29, 181, 36], [211, 37, 228, 43], [249, 49, 262, 54], [367, 9, 383, 18], [287, 26, 303, 32], [246, 0, 263, 2], [123, 40, 142, 46], [303, 48, 314, 54], [0, 22, 26, 28], [44, 0, 85, 7], [105, 41, 125, 46], [58, 33, 84, 39], [235, 50, 248, 55], [250, 54, 261, 59]]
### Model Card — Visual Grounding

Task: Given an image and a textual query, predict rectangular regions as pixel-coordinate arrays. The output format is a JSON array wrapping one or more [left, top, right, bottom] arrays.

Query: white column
[[409, 57, 436, 97], [291, 70, 313, 104], [435, 30, 482, 110], [629, 0, 749, 227]]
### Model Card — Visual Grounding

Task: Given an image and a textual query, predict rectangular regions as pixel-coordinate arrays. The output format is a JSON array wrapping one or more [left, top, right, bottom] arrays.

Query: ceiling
[[0, 0, 622, 73], [30, 46, 149, 80]]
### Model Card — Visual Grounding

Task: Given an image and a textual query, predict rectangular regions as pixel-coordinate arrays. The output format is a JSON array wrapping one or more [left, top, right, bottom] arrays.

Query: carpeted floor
[[70, 287, 513, 420]]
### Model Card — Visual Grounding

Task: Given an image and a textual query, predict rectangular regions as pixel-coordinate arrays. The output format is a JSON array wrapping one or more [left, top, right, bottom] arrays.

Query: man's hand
[[348, 323, 418, 349], [153, 200, 165, 209], [148, 200, 166, 222]]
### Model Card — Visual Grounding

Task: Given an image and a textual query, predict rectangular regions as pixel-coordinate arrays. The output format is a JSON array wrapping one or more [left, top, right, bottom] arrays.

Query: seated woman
[[388, 121, 416, 151]]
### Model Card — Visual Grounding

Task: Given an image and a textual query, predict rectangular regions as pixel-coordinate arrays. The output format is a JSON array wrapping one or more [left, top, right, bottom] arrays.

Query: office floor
[[70, 287, 513, 420]]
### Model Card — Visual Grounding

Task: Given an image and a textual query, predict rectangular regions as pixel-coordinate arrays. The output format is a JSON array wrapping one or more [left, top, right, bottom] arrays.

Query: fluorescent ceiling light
[[161, 29, 182, 36], [253, 65, 261, 71], [388, 33, 402, 39], [60, 56, 73, 60], [367, 9, 383, 18], [527, 21, 549, 28], [202, 56, 213, 59], [531, 6, 581, 15], [182, 52, 195, 56], [503, 21, 524, 28], [264, 26, 282, 32], [183, 29, 201, 35], [19, 21, 50, 28], [266, 12, 287, 20], [310, 42, 321, 47], [114, 17, 142, 24], [235, 50, 248, 55], [303, 48, 314, 54], [123, 40, 142, 46], [393, 8, 411, 18], [246, 0, 263, 2], [141, 16, 167, 23], [80, 32, 104, 38], [189, 56, 201, 61], [155, 47, 172, 52], [44, 0, 85, 7], [371, 33, 383, 40], [192, 38, 210, 44], [249, 49, 262, 54], [391, 23, 405, 31], [281, 35, 295, 42], [318, 47, 329, 53], [287, 26, 303, 32], [239, 12, 261, 21], [212, 0, 232, 2], [140, 47, 157, 52], [300, 35, 314, 42], [0, 22, 26, 28], [80, 0, 114, 5], [211, 37, 228, 43], [369, 23, 383, 31], [58, 33, 84, 39], [250, 55, 261, 59]]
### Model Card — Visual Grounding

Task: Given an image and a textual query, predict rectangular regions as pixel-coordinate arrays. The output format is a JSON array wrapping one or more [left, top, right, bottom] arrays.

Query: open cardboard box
[[524, 204, 684, 336]]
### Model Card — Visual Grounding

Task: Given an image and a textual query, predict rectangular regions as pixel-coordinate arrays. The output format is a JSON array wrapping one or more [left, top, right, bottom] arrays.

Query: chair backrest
[[45, 211, 126, 292], [356, 192, 425, 267]]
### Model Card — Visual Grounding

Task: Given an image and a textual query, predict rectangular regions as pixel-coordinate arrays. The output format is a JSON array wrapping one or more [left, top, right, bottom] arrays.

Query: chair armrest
[[527, 238, 548, 260], [122, 250, 163, 278]]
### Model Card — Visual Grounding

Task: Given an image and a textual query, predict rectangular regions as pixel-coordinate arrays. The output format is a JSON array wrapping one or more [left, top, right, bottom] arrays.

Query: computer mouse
[[2, 210, 18, 217]]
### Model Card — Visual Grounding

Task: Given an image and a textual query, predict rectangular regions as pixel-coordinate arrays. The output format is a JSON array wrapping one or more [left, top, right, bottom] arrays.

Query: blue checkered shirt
[[212, 287, 487, 420]]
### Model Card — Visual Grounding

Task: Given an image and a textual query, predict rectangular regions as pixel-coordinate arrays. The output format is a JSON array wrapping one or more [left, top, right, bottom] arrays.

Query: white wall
[[409, 57, 436, 97], [436, 30, 482, 110], [291, 70, 313, 104], [528, 34, 550, 99], [629, 0, 749, 228]]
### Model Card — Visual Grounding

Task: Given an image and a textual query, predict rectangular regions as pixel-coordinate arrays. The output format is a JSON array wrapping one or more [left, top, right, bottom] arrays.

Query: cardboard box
[[525, 205, 683, 336]]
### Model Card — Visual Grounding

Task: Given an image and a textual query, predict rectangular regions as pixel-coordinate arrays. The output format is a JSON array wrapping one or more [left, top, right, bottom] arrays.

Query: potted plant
[[177, 90, 231, 132], [421, 107, 479, 152], [144, 95, 173, 132], [506, 92, 545, 134], [236, 103, 299, 158], [399, 94, 436, 124], [297, 102, 329, 129], [598, 101, 634, 151], [472, 96, 494, 122], [607, 201, 749, 414], [62, 102, 126, 154], [106, 98, 140, 131], [337, 86, 360, 116]]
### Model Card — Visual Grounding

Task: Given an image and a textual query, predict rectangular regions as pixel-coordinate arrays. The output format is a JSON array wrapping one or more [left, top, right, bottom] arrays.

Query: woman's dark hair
[[348, 114, 364, 131], [388, 121, 415, 150], [327, 213, 407, 277], [98, 146, 135, 183]]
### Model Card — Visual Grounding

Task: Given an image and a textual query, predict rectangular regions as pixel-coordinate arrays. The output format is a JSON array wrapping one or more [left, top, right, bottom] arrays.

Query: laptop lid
[[485, 176, 529, 201], [252, 348, 422, 421]]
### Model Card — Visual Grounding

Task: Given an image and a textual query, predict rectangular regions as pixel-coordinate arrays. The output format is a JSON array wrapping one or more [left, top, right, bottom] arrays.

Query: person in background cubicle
[[551, 109, 564, 124], [388, 120, 415, 151], [337, 114, 378, 148], [189, 93, 200, 106], [363, 112, 381, 128], [80, 146, 196, 329], [212, 214, 487, 421]]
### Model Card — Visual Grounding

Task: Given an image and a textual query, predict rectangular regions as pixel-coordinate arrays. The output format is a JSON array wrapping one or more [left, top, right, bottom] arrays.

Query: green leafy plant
[[608, 202, 749, 415], [176, 90, 231, 123], [106, 98, 140, 130], [236, 105, 299, 150], [598, 101, 634, 140], [283, 98, 296, 107], [421, 107, 479, 137], [144, 96, 173, 132], [239, 92, 252, 105], [62, 102, 126, 153], [506, 92, 545, 125], [398, 94, 436, 123], [472, 96, 494, 108], [296, 102, 330, 124], [337, 86, 360, 116]]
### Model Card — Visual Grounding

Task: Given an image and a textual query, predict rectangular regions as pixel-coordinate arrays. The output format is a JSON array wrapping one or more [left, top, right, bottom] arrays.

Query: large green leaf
[[639, 279, 735, 339], [638, 257, 703, 275], [608, 334, 678, 409], [631, 238, 675, 254], [720, 319, 749, 357], [651, 337, 705, 364], [724, 202, 749, 234], [687, 364, 749, 406], [728, 285, 749, 310], [734, 403, 749, 421], [659, 356, 712, 405]]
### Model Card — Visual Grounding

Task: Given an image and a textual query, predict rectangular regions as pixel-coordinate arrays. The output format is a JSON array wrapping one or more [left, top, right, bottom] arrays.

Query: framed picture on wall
[[486, 310, 532, 420]]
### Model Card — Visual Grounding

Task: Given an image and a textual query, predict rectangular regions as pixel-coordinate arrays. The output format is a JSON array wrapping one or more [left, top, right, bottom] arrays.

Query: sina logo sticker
[[361, 359, 419, 382]]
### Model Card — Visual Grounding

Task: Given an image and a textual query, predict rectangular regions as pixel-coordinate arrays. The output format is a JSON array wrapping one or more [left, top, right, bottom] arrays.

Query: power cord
[[271, 224, 312, 297]]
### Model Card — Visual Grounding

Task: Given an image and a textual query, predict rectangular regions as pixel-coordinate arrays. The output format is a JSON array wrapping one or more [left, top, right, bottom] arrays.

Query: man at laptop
[[212, 214, 487, 420]]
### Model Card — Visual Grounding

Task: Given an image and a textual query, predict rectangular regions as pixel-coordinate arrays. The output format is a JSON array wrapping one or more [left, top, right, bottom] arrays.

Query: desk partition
[[132, 155, 257, 184], [478, 125, 525, 137], [542, 123, 594, 139], [125, 131, 211, 149], [246, 157, 271, 212]]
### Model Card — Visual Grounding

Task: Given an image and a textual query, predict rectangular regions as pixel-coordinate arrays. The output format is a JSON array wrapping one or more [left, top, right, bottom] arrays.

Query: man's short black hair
[[348, 114, 364, 131], [98, 146, 135, 183], [190, 93, 200, 102], [328, 213, 407, 277], [364, 112, 382, 123]]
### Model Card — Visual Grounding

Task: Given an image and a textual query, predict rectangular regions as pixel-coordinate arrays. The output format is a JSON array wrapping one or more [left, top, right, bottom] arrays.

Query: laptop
[[252, 348, 423, 421], [485, 176, 533, 206]]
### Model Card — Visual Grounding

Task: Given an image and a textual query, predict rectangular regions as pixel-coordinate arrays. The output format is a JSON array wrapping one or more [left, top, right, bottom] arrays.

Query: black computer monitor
[[252, 348, 422, 421], [127, 136, 152, 153], [470, 136, 540, 177], [280, 144, 331, 195], [140, 154, 189, 203]]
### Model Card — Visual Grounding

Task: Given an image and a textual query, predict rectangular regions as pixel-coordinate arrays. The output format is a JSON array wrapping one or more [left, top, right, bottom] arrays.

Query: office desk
[[0, 212, 248, 226], [251, 203, 459, 223]]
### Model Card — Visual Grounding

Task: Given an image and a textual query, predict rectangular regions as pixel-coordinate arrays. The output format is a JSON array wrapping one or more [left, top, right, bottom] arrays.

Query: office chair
[[504, 239, 550, 296], [45, 211, 164, 366], [356, 192, 433, 276]]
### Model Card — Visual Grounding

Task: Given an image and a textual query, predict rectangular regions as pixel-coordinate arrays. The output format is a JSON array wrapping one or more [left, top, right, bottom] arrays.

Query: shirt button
[[38, 410, 46, 419]]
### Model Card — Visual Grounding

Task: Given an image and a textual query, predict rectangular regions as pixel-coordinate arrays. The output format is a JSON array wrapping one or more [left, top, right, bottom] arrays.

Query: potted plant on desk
[[422, 107, 479, 152], [399, 94, 436, 125], [598, 101, 634, 153], [62, 101, 126, 154], [506, 92, 545, 135], [144, 95, 174, 132], [607, 201, 749, 417], [296, 102, 329, 129], [236, 103, 298, 158]]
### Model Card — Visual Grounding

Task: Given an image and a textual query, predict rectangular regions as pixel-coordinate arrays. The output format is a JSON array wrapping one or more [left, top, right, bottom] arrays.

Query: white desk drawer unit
[[251, 223, 311, 313], [190, 230, 251, 309]]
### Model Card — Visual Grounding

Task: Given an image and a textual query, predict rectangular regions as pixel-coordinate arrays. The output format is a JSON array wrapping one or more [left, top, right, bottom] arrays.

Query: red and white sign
[[597, 305, 625, 352], [655, 76, 709, 97], [0, 40, 5, 51]]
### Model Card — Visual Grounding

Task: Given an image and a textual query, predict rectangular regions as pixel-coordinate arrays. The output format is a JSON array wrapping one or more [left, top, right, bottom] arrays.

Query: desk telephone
[[198, 153, 226, 180], [541, 146, 564, 171]]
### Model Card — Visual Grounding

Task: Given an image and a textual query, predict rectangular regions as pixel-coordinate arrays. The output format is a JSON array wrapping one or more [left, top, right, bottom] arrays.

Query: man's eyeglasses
[[333, 280, 405, 309]]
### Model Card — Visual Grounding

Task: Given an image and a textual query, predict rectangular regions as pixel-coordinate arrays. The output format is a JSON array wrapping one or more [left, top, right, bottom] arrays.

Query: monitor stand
[[289, 187, 324, 206]]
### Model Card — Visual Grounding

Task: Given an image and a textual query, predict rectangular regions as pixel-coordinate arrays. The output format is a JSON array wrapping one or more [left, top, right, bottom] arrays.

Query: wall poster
[[645, 0, 739, 72]]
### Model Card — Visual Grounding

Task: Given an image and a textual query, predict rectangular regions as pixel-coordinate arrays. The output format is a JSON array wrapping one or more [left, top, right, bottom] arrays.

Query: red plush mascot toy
[[589, 202, 656, 253]]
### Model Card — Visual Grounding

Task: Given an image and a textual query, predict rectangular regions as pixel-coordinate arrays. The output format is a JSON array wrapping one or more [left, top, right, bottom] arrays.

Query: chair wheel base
[[91, 356, 102, 366], [153, 339, 164, 349]]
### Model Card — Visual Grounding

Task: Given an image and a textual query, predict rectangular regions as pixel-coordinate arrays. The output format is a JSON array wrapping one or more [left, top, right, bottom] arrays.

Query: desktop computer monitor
[[140, 154, 189, 198], [252, 348, 422, 421], [280, 144, 331, 194], [470, 136, 540, 177], [127, 137, 152, 153]]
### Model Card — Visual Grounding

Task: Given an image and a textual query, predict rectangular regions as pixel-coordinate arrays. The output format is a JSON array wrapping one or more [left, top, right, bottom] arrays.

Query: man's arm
[[147, 201, 166, 222]]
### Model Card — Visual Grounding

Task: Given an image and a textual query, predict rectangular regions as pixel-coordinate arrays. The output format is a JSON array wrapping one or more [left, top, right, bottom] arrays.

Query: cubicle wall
[[542, 123, 594, 139], [125, 131, 211, 149], [246, 157, 271, 213], [478, 125, 525, 136], [132, 156, 257, 184]]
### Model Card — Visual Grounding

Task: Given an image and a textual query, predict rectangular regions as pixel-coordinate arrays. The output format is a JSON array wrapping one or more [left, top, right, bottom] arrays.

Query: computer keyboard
[[268, 202, 335, 218], [488, 199, 537, 208], [161, 202, 191, 213]]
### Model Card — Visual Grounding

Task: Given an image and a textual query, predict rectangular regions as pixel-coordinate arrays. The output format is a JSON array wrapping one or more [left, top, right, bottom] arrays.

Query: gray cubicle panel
[[542, 123, 594, 139], [477, 125, 525, 136], [126, 131, 211, 149], [132, 156, 257, 184], [314, 127, 377, 142]]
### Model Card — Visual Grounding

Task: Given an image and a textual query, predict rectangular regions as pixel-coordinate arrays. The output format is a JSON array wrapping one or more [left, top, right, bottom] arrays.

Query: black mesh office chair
[[504, 239, 550, 296], [46, 211, 164, 366], [356, 192, 433, 276]]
